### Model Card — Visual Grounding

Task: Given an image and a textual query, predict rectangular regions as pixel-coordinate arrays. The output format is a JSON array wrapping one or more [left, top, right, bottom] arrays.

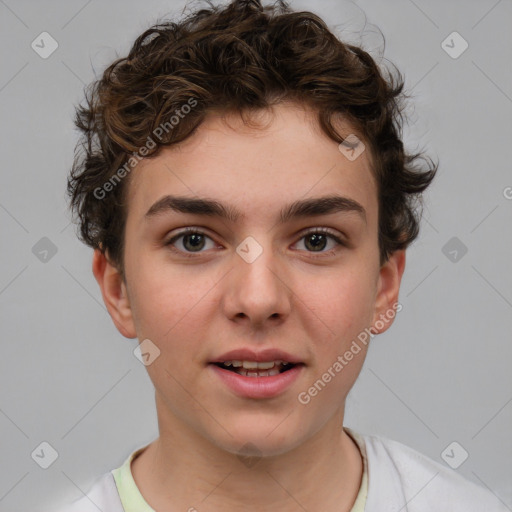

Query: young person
[[59, 0, 506, 510]]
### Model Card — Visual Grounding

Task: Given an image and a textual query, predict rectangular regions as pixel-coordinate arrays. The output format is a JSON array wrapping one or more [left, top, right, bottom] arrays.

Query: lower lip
[[209, 364, 304, 399]]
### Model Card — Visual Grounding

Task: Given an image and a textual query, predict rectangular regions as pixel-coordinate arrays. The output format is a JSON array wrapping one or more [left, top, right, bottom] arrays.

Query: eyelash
[[164, 227, 346, 259]]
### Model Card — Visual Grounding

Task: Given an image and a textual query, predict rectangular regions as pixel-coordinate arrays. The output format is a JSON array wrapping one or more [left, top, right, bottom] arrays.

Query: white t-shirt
[[55, 427, 508, 511]]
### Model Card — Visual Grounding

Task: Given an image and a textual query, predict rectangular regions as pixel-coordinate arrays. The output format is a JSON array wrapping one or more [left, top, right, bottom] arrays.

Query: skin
[[93, 101, 405, 511]]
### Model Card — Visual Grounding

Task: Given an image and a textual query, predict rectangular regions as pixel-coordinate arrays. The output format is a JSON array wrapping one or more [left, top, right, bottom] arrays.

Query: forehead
[[126, 103, 377, 225]]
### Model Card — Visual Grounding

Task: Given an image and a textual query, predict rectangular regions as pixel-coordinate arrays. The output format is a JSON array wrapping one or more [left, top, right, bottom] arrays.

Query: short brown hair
[[67, 0, 437, 275]]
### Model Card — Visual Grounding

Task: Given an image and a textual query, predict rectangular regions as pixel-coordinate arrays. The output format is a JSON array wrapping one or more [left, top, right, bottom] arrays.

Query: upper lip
[[210, 348, 304, 364]]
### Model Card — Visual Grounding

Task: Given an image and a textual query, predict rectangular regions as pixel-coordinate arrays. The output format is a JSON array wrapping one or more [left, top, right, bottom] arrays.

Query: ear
[[92, 249, 137, 339], [371, 249, 406, 334]]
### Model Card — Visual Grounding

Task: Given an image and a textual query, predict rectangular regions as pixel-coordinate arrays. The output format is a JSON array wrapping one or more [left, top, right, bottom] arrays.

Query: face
[[94, 102, 404, 457]]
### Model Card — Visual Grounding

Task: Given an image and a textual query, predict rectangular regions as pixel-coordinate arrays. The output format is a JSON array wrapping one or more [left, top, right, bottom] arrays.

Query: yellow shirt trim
[[345, 426, 369, 512], [112, 444, 155, 512], [112, 427, 368, 512]]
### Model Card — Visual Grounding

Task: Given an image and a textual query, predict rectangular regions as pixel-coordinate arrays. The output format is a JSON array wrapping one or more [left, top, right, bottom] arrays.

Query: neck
[[131, 395, 363, 512]]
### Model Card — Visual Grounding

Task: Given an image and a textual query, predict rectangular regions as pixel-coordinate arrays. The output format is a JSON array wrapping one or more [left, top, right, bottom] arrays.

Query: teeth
[[236, 368, 281, 377], [223, 360, 289, 369]]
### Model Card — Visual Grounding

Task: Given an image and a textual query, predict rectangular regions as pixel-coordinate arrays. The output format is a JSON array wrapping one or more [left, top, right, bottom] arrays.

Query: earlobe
[[92, 249, 137, 339], [371, 250, 406, 334]]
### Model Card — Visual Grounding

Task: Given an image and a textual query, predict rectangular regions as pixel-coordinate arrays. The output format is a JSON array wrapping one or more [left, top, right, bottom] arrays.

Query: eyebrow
[[145, 194, 366, 224]]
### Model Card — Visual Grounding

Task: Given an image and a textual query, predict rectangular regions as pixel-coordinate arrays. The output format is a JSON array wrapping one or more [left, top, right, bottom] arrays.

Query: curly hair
[[67, 0, 437, 275]]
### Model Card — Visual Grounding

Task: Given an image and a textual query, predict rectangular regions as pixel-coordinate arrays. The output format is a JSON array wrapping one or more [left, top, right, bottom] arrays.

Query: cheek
[[127, 259, 217, 347], [130, 277, 175, 336], [294, 273, 374, 412], [300, 268, 377, 344]]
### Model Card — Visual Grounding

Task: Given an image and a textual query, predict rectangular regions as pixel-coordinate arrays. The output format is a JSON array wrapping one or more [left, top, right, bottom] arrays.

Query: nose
[[220, 239, 292, 330]]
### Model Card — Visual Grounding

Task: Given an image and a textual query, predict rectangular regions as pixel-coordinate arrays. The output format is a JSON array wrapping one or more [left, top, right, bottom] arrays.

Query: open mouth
[[213, 360, 298, 377]]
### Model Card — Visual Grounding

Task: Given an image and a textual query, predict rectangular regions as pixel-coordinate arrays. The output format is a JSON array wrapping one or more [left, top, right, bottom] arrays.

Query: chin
[[207, 416, 307, 459]]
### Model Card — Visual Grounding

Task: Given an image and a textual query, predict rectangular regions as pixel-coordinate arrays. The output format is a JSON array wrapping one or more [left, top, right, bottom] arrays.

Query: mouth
[[209, 359, 305, 399], [212, 360, 299, 377]]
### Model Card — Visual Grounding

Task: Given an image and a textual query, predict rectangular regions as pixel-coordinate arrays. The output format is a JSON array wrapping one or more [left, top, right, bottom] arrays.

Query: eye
[[293, 228, 345, 255], [165, 227, 346, 258], [165, 228, 217, 255]]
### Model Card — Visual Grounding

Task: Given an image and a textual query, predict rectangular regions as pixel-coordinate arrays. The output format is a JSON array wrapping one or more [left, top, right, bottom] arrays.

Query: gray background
[[0, 0, 511, 511]]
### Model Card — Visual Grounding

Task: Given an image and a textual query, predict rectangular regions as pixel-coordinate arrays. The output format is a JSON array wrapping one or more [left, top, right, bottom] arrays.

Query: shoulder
[[356, 430, 507, 512], [54, 471, 124, 512]]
